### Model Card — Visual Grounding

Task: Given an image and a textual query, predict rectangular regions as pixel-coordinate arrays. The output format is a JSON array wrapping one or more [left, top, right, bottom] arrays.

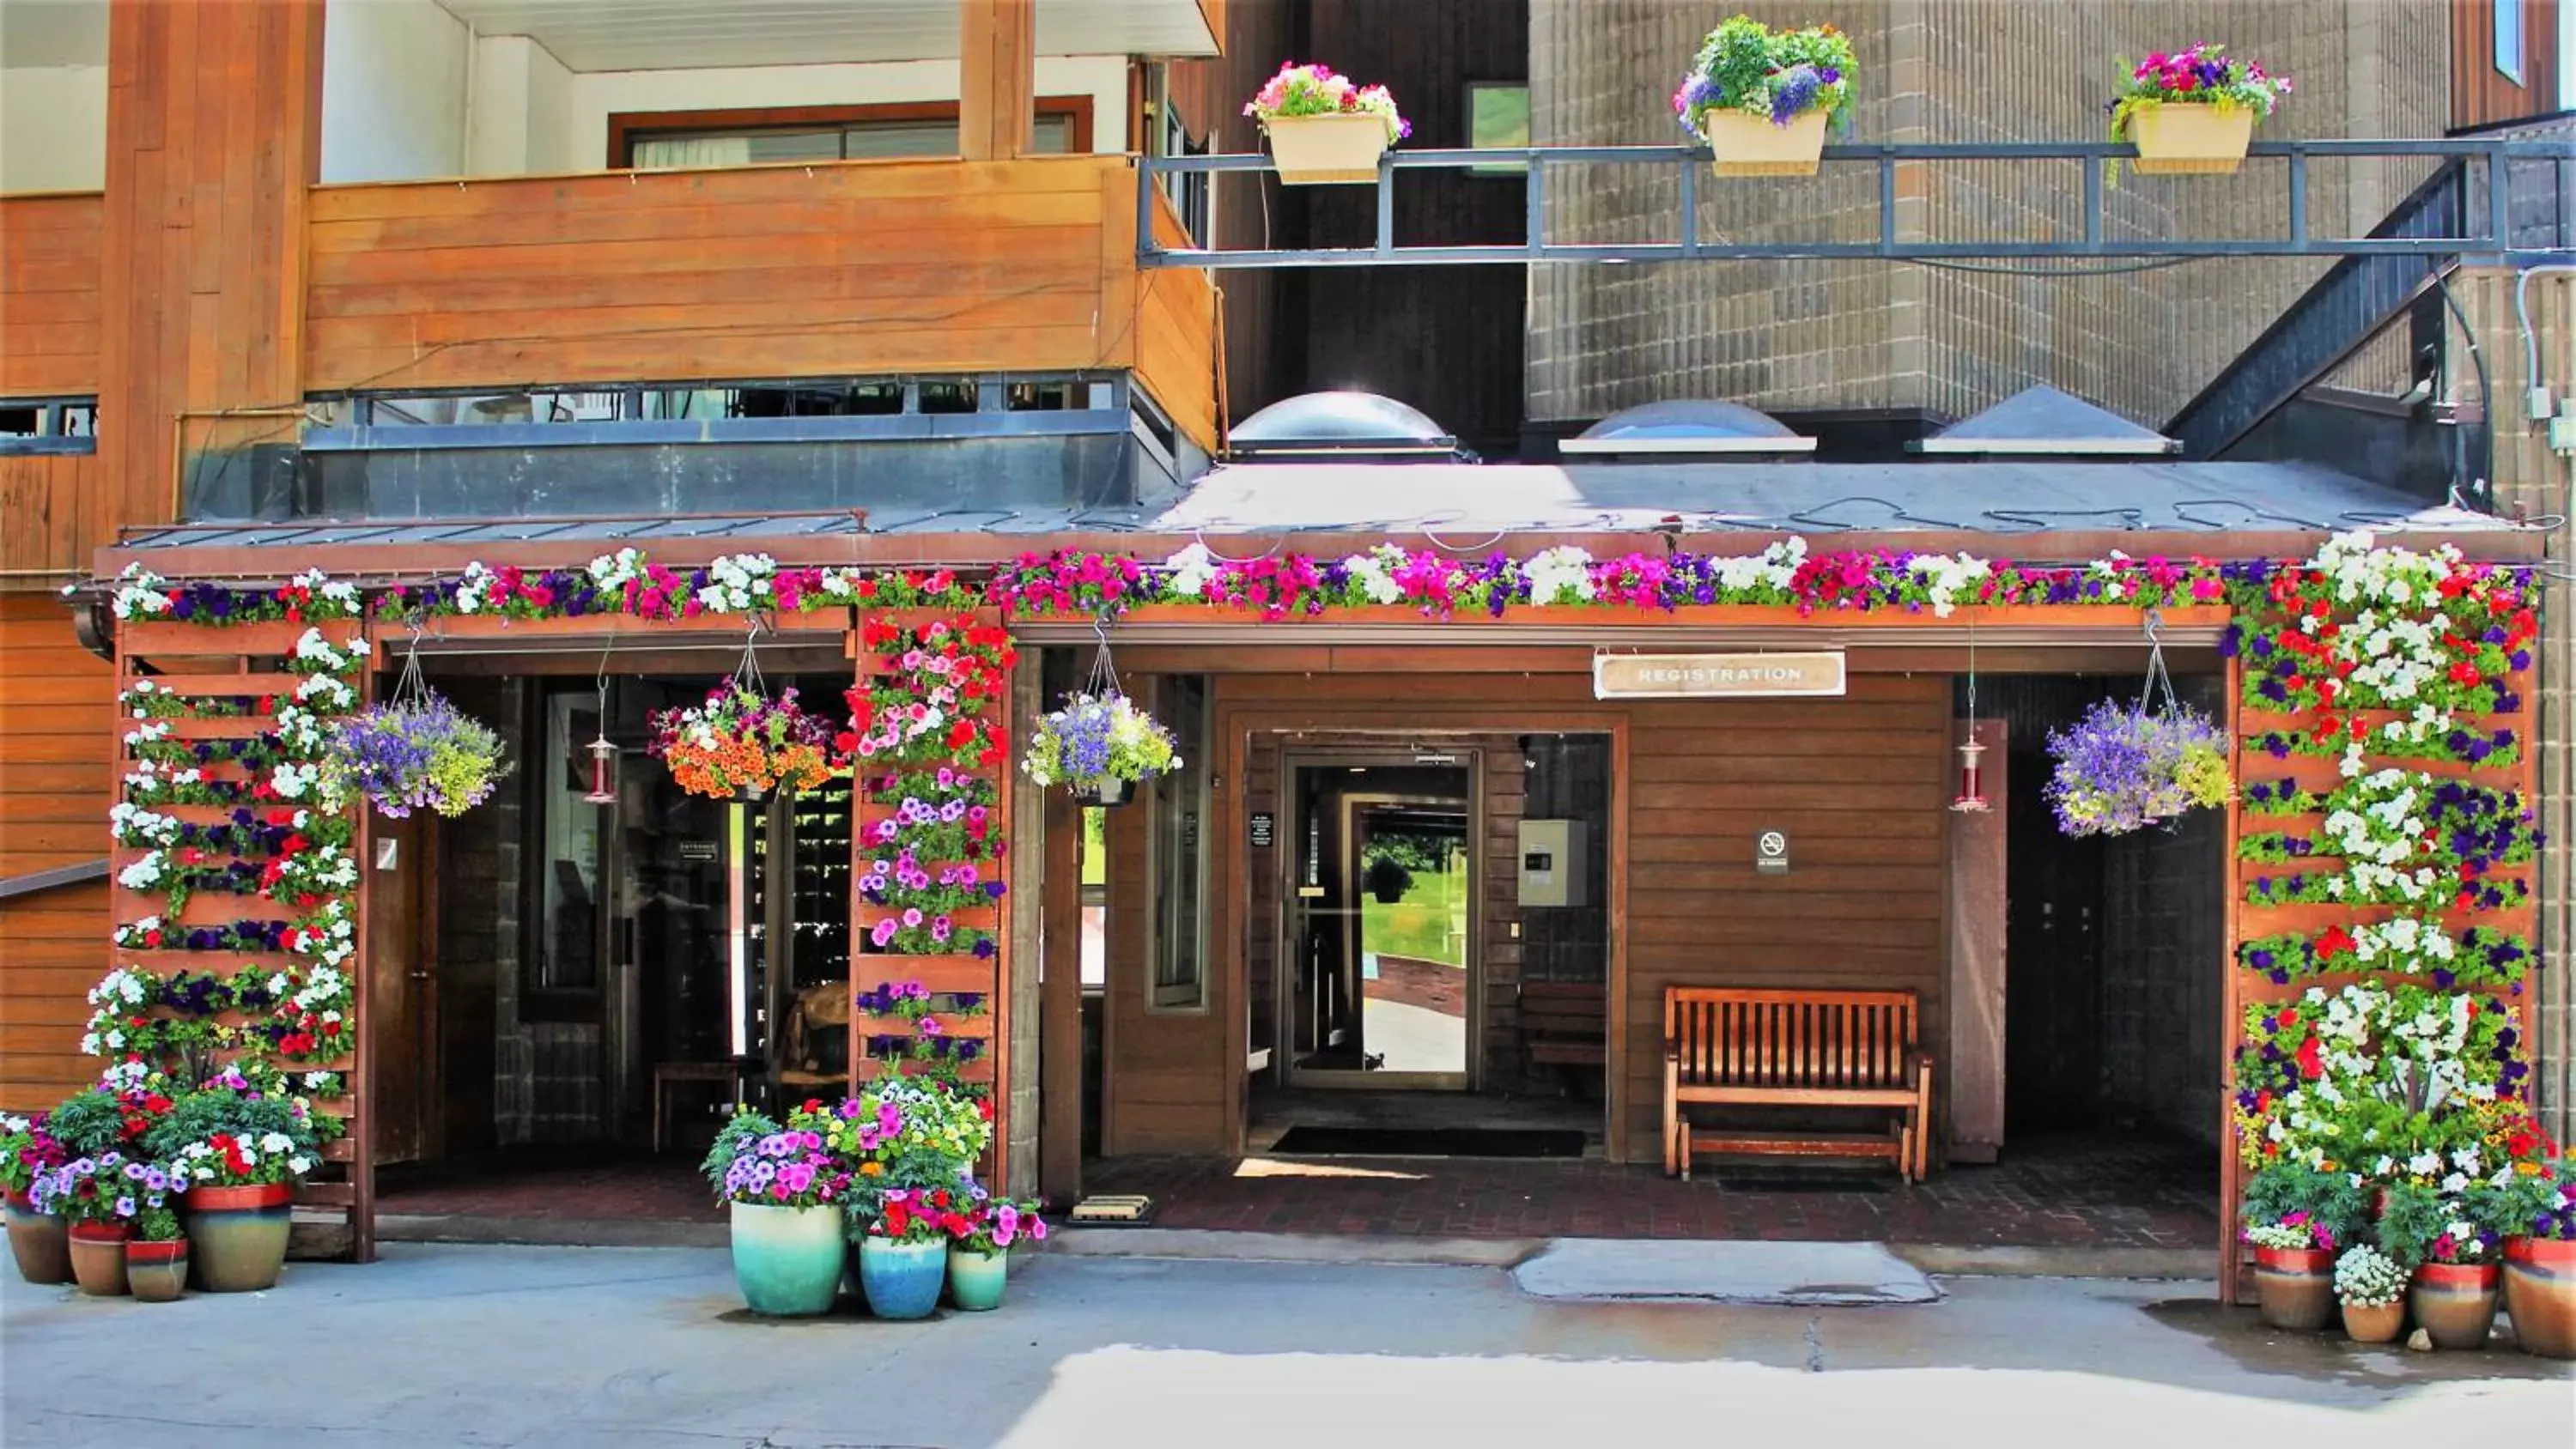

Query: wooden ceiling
[[434, 0, 1217, 71]]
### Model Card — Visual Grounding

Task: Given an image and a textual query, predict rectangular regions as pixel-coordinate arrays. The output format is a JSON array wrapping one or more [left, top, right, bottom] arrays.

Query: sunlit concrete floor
[[3, 1244, 2567, 1449]]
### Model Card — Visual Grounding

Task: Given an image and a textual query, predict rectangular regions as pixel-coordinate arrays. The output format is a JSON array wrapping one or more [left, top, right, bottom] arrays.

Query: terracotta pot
[[1701, 107, 1830, 179], [4, 1189, 72, 1285], [2128, 101, 2256, 175], [2251, 1245, 2338, 1331], [2504, 1238, 2576, 1360], [1261, 113, 1392, 186], [2340, 1299, 2405, 1344], [126, 1238, 190, 1302], [66, 1222, 132, 1297], [185, 1182, 293, 1292], [2409, 1261, 2501, 1349]]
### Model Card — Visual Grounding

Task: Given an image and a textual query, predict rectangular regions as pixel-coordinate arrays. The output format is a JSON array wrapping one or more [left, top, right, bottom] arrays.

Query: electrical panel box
[[1516, 818, 1589, 908]]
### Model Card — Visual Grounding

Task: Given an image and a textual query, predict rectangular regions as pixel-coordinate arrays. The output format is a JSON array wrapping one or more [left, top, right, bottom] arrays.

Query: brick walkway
[[380, 1156, 721, 1223], [1083, 1132, 2219, 1249]]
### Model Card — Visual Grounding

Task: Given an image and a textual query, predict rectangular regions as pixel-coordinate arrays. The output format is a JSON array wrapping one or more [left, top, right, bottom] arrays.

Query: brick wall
[[2099, 772, 2227, 1146], [1527, 0, 2450, 428]]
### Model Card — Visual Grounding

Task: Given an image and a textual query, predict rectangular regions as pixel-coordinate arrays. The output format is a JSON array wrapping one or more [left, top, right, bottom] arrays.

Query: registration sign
[[1593, 652, 1848, 700]]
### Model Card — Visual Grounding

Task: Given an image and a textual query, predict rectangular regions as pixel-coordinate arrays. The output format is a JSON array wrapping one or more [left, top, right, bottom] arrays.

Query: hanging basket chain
[[2136, 608, 2180, 721], [392, 619, 431, 709], [731, 615, 769, 698], [1084, 608, 1123, 701]]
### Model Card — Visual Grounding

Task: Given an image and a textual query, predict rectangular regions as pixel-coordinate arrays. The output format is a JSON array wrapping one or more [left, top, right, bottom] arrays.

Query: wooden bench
[[1518, 981, 1607, 1083], [1662, 986, 1933, 1182]]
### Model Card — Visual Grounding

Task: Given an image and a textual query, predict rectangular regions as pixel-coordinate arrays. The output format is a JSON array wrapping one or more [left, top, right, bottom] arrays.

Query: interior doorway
[[1281, 753, 1478, 1089]]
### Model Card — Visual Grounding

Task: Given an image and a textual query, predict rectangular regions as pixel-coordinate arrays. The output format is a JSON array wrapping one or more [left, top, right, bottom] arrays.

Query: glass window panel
[[840, 121, 959, 159], [537, 688, 603, 991], [1149, 677, 1210, 1011], [2497, 1, 2524, 82], [1467, 82, 1530, 176]]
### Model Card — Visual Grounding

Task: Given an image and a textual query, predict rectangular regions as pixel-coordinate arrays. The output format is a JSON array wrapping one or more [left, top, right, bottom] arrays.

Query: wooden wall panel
[[0, 454, 105, 588], [0, 194, 104, 396], [0, 595, 114, 1113], [2453, 0, 2561, 130], [1138, 193, 1221, 451]]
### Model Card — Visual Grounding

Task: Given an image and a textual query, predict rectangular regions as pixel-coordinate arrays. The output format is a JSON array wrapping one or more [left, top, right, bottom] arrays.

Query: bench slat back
[[1664, 987, 1920, 1090]]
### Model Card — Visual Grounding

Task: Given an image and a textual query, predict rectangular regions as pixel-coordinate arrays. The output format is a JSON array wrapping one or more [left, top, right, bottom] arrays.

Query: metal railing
[[1139, 137, 2576, 268]]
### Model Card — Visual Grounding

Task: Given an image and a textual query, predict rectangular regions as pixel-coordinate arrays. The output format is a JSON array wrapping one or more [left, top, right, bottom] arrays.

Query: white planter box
[[1263, 113, 1393, 185]]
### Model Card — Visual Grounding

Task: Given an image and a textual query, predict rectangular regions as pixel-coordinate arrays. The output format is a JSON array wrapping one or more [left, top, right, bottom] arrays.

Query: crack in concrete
[[1804, 1317, 1826, 1373]]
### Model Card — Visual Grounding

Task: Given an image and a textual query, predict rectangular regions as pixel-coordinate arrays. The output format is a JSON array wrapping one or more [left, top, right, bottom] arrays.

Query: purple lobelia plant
[[2044, 697, 2232, 837], [1020, 692, 1177, 804], [325, 692, 507, 819]]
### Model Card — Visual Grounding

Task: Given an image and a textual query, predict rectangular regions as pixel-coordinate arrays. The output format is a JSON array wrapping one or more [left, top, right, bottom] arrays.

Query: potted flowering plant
[[2496, 1155, 2576, 1359], [146, 1084, 322, 1292], [1243, 62, 1409, 185], [650, 683, 836, 800], [702, 1102, 854, 1318], [1674, 16, 1856, 177], [2332, 1245, 2409, 1344], [2044, 697, 2232, 836], [1023, 692, 1178, 807], [325, 690, 507, 818], [0, 1113, 71, 1285], [854, 1185, 968, 1319], [31, 1151, 156, 1296], [829, 1079, 993, 1319], [2109, 44, 2291, 176], [947, 1191, 1047, 1312], [2240, 1162, 2365, 1331], [2379, 1179, 2502, 1349]]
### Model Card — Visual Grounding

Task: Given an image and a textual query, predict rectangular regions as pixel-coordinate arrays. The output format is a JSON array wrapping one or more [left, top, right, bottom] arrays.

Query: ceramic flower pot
[[1262, 113, 1391, 185], [66, 1222, 132, 1297], [126, 1238, 190, 1302], [2251, 1246, 2338, 1331], [4, 1189, 72, 1285], [2409, 1262, 2501, 1349], [1702, 108, 1828, 178], [948, 1246, 1008, 1312], [2503, 1238, 2576, 1359], [859, 1236, 948, 1320], [185, 1182, 294, 1292], [2128, 101, 2255, 175], [2340, 1299, 2405, 1344], [728, 1202, 844, 1317]]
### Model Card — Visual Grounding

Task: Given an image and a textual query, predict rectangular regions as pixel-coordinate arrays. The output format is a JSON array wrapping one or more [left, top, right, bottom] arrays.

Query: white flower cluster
[[811, 566, 869, 603], [109, 801, 181, 848], [117, 851, 169, 893], [109, 562, 174, 621], [1521, 547, 1598, 606], [292, 900, 357, 968], [1709, 537, 1810, 593], [2308, 530, 2463, 609], [81, 967, 160, 1057], [120, 678, 169, 718], [1910, 551, 1995, 616], [1163, 543, 1221, 598], [2338, 915, 2461, 970], [112, 916, 164, 949], [289, 567, 361, 614], [451, 561, 498, 614], [270, 761, 326, 801], [696, 554, 778, 614], [586, 548, 648, 594], [1340, 543, 1412, 605], [124, 719, 173, 750], [295, 671, 358, 711], [289, 627, 365, 676], [283, 846, 359, 894], [124, 761, 204, 796], [273, 703, 333, 759]]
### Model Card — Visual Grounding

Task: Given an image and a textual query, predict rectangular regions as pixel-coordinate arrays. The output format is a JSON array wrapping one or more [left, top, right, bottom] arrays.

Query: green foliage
[[2241, 1161, 2369, 1242], [702, 1108, 781, 1195], [135, 1203, 184, 1242], [43, 1088, 136, 1159], [142, 1088, 319, 1161]]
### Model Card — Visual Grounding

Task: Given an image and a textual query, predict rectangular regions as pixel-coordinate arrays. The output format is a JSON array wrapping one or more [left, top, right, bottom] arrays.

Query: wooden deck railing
[[302, 155, 1219, 449]]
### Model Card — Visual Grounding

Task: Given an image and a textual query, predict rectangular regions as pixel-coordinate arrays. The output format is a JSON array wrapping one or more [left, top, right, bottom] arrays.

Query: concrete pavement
[[3, 1244, 2568, 1448]]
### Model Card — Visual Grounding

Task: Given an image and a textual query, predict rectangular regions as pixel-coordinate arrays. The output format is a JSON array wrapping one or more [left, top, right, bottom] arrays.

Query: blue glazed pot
[[948, 1246, 1008, 1311], [860, 1237, 948, 1320], [729, 1203, 845, 1317]]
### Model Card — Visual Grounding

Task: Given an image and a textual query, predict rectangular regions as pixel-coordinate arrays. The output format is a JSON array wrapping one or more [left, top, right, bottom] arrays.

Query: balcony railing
[[1139, 137, 2576, 267], [304, 155, 1218, 451]]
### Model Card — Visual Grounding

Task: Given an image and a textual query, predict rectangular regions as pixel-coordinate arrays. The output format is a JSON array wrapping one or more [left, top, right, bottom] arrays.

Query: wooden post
[[958, 0, 1037, 161], [1039, 755, 1084, 1200]]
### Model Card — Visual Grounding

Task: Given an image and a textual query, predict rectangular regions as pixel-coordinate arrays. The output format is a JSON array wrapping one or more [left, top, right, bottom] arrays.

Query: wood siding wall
[[0, 194, 103, 397], [1100, 668, 1950, 1161], [302, 156, 1219, 451], [1, 454, 104, 587], [2454, 0, 2562, 130], [0, 596, 114, 1112]]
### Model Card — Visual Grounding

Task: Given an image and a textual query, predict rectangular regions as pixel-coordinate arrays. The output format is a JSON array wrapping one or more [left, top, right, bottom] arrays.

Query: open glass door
[[1283, 755, 1476, 1089]]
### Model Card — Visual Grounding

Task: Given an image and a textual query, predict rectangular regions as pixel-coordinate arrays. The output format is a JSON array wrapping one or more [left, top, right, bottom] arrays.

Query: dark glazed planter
[[2251, 1246, 2337, 1331], [126, 1238, 190, 1302], [66, 1222, 131, 1297], [2409, 1262, 2501, 1350], [186, 1182, 293, 1292], [2503, 1238, 2576, 1359], [4, 1188, 71, 1285]]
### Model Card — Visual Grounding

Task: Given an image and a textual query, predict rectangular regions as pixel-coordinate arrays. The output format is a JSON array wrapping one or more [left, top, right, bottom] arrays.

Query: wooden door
[[367, 813, 439, 1165], [2003, 738, 2102, 1132]]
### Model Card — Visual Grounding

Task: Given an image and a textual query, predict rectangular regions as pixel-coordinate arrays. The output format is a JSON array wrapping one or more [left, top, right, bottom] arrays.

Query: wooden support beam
[[1039, 772, 1084, 1200], [958, 0, 1037, 161]]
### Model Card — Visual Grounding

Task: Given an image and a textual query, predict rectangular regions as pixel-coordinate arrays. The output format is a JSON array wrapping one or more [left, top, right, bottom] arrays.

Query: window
[[1145, 64, 1210, 246], [1148, 676, 1211, 1011], [1467, 82, 1530, 177], [613, 101, 1090, 168], [2497, 0, 2525, 83], [532, 685, 604, 993]]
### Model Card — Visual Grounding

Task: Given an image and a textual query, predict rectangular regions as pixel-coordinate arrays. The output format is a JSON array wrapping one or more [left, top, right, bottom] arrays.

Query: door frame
[[1275, 747, 1485, 1092]]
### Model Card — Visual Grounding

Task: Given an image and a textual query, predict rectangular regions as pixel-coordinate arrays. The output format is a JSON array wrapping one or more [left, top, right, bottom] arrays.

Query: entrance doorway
[[1282, 754, 1478, 1089]]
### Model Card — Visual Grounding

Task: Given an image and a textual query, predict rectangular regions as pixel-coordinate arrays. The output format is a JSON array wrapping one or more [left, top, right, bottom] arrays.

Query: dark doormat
[[1267, 1126, 1589, 1159], [1709, 1168, 1893, 1192]]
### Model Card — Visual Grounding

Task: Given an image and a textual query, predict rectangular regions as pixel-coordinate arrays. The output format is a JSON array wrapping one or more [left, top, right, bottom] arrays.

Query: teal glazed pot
[[948, 1246, 1008, 1311], [4, 1190, 72, 1285], [859, 1237, 948, 1320], [729, 1202, 845, 1317], [187, 1183, 293, 1292]]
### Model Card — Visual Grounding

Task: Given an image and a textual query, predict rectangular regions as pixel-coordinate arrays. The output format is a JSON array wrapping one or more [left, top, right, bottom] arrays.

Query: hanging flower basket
[[1674, 17, 1855, 178], [649, 684, 836, 801], [1245, 63, 1409, 185], [2108, 45, 2290, 177], [1022, 692, 1177, 808], [2044, 697, 2232, 836], [325, 691, 507, 819]]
